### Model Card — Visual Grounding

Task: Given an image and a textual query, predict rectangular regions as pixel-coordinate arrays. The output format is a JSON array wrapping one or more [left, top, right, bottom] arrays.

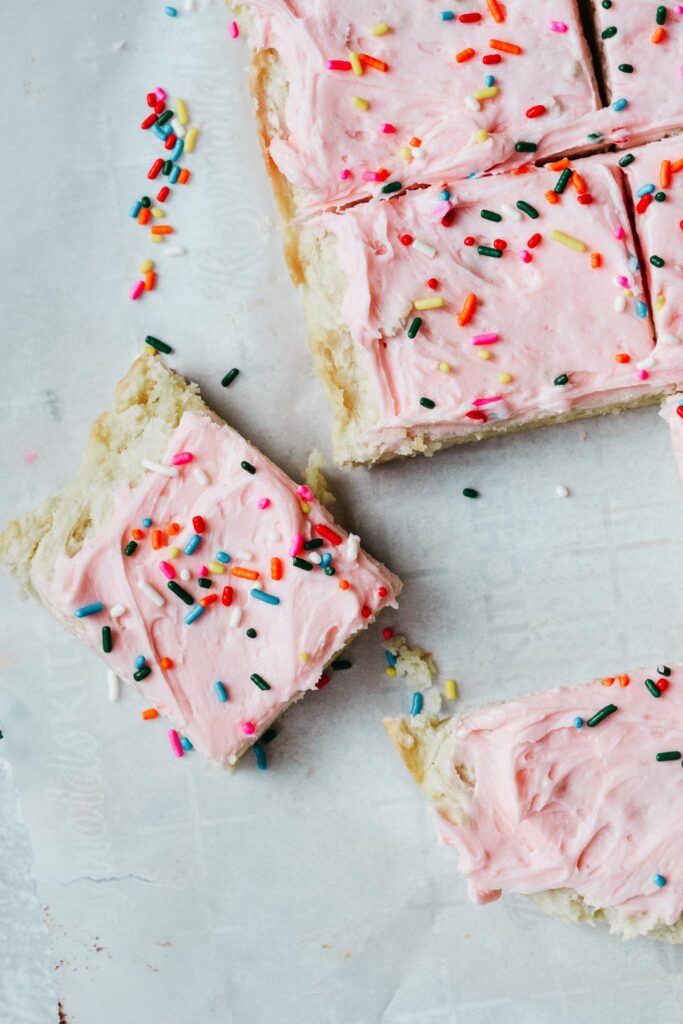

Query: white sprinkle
[[661, 334, 681, 347], [346, 533, 360, 561], [636, 356, 655, 371], [501, 203, 523, 222], [170, 118, 186, 139], [180, 569, 191, 582], [185, 0, 197, 9], [268, 531, 281, 543], [555, 485, 569, 498], [465, 95, 480, 112], [110, 604, 126, 618], [107, 670, 120, 702], [412, 238, 436, 258], [137, 579, 165, 607], [142, 459, 178, 478], [235, 549, 253, 561], [614, 295, 626, 313], [308, 551, 322, 565], [165, 245, 187, 257], [229, 606, 242, 628], [193, 467, 209, 485]]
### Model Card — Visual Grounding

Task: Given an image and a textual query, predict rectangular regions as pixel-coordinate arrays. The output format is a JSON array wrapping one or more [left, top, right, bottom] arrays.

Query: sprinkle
[[438, 361, 451, 373], [101, 626, 113, 653], [489, 38, 522, 55], [516, 200, 539, 219], [458, 293, 477, 326], [519, 250, 532, 263], [345, 534, 360, 561], [182, 533, 201, 557], [134, 665, 151, 682], [475, 129, 489, 144], [250, 588, 280, 606], [164, 6, 178, 16], [420, 397, 436, 409], [472, 333, 499, 346], [251, 673, 271, 691], [644, 678, 661, 698], [167, 580, 194, 605], [270, 557, 283, 581], [141, 459, 178, 478], [359, 53, 388, 72], [414, 297, 444, 310], [601, 26, 617, 39], [142, 709, 158, 720], [184, 605, 205, 625], [549, 21, 568, 32], [463, 488, 480, 500], [554, 168, 572, 194], [194, 467, 209, 485], [481, 209, 502, 223], [137, 580, 165, 608], [348, 51, 363, 76], [169, 730, 184, 757], [316, 524, 342, 545], [410, 692, 424, 715], [110, 604, 126, 618], [573, 717, 584, 728], [652, 26, 665, 43], [371, 22, 389, 35], [241, 460, 256, 475], [650, 255, 665, 268], [135, 655, 146, 671], [303, 538, 323, 550], [456, 48, 476, 64], [352, 96, 369, 111], [129, 281, 145, 301], [413, 238, 436, 258], [656, 751, 681, 761], [473, 86, 499, 100], [586, 704, 618, 727], [229, 20, 239, 38], [292, 556, 313, 571], [550, 230, 586, 252], [213, 681, 228, 703], [653, 873, 667, 888], [658, 665, 672, 677], [160, 657, 173, 670], [486, 0, 505, 23], [477, 246, 502, 258], [444, 678, 458, 700], [75, 602, 103, 618], [253, 742, 267, 770], [619, 674, 630, 687], [554, 373, 569, 386], [556, 485, 569, 498], [526, 105, 546, 119], [232, 566, 260, 582]]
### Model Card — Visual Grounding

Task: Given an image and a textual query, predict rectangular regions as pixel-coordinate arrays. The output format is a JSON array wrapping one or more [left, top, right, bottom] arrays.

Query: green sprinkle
[[420, 397, 436, 409], [601, 25, 617, 39], [515, 141, 537, 153], [601, 0, 611, 7], [618, 153, 635, 167], [324, 566, 336, 576], [656, 751, 681, 761], [481, 209, 502, 222], [407, 316, 422, 339], [644, 678, 661, 698], [554, 373, 569, 386], [134, 666, 151, 682], [463, 488, 479, 499], [157, 109, 174, 126], [221, 368, 240, 387], [102, 626, 112, 653], [650, 255, 665, 268], [381, 181, 402, 194], [657, 665, 672, 677], [654, 192, 666, 202], [587, 133, 603, 142], [167, 580, 194, 605], [516, 200, 539, 219], [261, 728, 277, 744], [303, 538, 323, 550], [656, 5, 666, 25], [145, 335, 172, 354], [241, 460, 256, 474], [140, 196, 151, 208], [586, 704, 618, 727], [251, 673, 271, 691], [246, 628, 257, 638], [292, 556, 313, 571], [162, 159, 173, 175], [477, 245, 502, 258], [618, 63, 633, 73], [554, 167, 572, 194], [197, 577, 212, 589], [331, 659, 352, 671], [124, 540, 138, 556]]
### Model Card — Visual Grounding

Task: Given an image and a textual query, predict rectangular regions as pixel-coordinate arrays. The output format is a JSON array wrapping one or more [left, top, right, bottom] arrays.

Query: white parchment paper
[[3, 2, 683, 1022]]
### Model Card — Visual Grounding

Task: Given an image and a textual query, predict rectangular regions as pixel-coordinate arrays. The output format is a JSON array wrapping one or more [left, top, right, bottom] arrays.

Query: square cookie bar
[[0, 353, 400, 768], [239, 0, 600, 217], [296, 157, 683, 465], [385, 662, 683, 941]]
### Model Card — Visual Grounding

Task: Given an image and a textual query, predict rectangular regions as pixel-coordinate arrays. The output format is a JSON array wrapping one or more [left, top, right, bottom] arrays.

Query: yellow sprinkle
[[349, 50, 363, 76], [438, 361, 451, 373], [550, 229, 586, 253], [656, 292, 666, 311], [150, 233, 164, 244], [208, 561, 225, 574], [370, 22, 389, 35], [399, 145, 413, 162], [150, 206, 165, 218], [299, 652, 310, 663], [444, 678, 458, 700], [352, 96, 369, 111], [473, 86, 499, 100], [478, 349, 491, 360], [176, 98, 189, 126], [185, 126, 199, 152], [475, 128, 489, 144], [139, 259, 154, 274], [414, 297, 445, 311], [167, 546, 181, 559], [299, 500, 311, 514], [623, 288, 633, 298], [386, 666, 397, 677], [499, 372, 513, 384]]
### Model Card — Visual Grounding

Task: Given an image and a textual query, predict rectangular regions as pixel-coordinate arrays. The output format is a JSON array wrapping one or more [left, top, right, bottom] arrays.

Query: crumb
[[304, 449, 335, 505], [555, 484, 569, 498], [384, 634, 436, 692]]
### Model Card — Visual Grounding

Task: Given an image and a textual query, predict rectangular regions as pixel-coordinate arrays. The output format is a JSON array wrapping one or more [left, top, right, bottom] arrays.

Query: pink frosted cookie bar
[[300, 156, 683, 465], [240, 0, 600, 216], [386, 663, 683, 940], [0, 353, 400, 768]]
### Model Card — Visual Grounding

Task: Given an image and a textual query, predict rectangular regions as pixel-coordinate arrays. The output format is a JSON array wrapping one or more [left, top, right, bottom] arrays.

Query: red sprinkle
[[493, 238, 507, 250], [148, 158, 164, 180], [315, 673, 331, 690], [466, 410, 488, 422], [382, 627, 393, 640], [160, 657, 174, 670], [459, 11, 482, 21], [636, 193, 652, 214], [441, 207, 457, 227], [656, 678, 669, 692], [525, 104, 546, 119], [156, 186, 170, 202], [164, 133, 177, 151], [577, 193, 593, 205], [427, 277, 438, 289], [527, 232, 542, 248], [146, 91, 157, 107], [482, 54, 502, 64], [154, 101, 166, 115], [315, 523, 343, 546], [400, 233, 413, 246], [200, 594, 218, 607], [378, 587, 388, 598], [463, 236, 476, 246], [192, 515, 206, 534], [677, 405, 683, 420], [361, 605, 372, 619], [221, 585, 234, 607], [141, 113, 158, 130]]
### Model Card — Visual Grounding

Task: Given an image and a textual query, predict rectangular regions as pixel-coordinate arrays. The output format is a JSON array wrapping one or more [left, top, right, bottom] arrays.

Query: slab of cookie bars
[[0, 352, 401, 768], [297, 157, 683, 465], [385, 663, 683, 941], [588, 0, 683, 149], [625, 137, 683, 355], [239, 0, 601, 218]]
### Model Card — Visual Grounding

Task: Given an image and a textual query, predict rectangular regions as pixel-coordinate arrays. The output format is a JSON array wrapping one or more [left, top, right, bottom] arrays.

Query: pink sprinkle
[[616, 274, 630, 288], [198, 565, 209, 577], [637, 369, 649, 380], [229, 20, 239, 38], [614, 224, 625, 240], [472, 395, 503, 407], [289, 533, 303, 557], [380, 123, 396, 134], [297, 484, 314, 501], [159, 560, 176, 580], [258, 497, 271, 509], [676, 5, 683, 13], [241, 721, 256, 736], [129, 280, 144, 301], [155, 87, 167, 102], [472, 332, 499, 345], [171, 451, 194, 465], [339, 168, 352, 180], [363, 170, 381, 181], [549, 20, 568, 32], [519, 249, 532, 263], [168, 730, 184, 758], [432, 200, 452, 221]]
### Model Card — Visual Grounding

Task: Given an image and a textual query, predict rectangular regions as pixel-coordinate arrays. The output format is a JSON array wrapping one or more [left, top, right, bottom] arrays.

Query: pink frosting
[[435, 665, 683, 924], [317, 158, 683, 455], [243, 0, 602, 213], [31, 412, 399, 766]]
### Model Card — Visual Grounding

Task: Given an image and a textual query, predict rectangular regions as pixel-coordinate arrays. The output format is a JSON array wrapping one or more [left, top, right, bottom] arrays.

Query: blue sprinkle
[[169, 164, 181, 184], [320, 553, 332, 568], [185, 605, 205, 625], [440, 10, 454, 20], [467, 170, 478, 179], [250, 588, 281, 606], [213, 680, 228, 702], [653, 873, 667, 888], [612, 98, 628, 112], [628, 253, 640, 272], [171, 138, 184, 162], [135, 655, 146, 670], [151, 123, 169, 141], [184, 533, 202, 556], [180, 736, 193, 751], [635, 299, 647, 318], [573, 717, 584, 729], [75, 602, 103, 618], [129, 201, 142, 218], [636, 183, 655, 197], [253, 742, 267, 770], [142, 517, 153, 528], [439, 188, 451, 201], [410, 692, 424, 716], [164, 5, 178, 15], [485, 74, 495, 87], [216, 551, 231, 564], [385, 650, 398, 667]]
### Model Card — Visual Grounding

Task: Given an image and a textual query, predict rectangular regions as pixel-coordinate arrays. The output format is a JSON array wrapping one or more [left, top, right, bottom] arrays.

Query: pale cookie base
[[384, 714, 683, 942]]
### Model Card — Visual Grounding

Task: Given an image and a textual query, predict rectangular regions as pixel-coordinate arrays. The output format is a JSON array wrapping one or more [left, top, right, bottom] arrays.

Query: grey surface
[[3, 1, 683, 1022]]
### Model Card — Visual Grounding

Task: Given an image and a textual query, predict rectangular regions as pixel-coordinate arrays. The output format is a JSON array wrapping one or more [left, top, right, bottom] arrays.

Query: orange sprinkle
[[456, 47, 476, 63], [152, 529, 164, 550], [652, 26, 665, 44], [601, 676, 615, 687], [590, 252, 602, 269], [615, 353, 630, 363], [338, 579, 350, 590], [457, 292, 477, 327], [142, 709, 159, 720], [231, 566, 260, 580], [144, 270, 156, 291], [660, 159, 672, 188], [131, 528, 144, 540], [511, 164, 533, 176], [544, 189, 560, 205], [358, 52, 388, 72], [271, 557, 283, 581], [178, 169, 191, 184], [409, 136, 422, 148], [486, 0, 505, 23], [151, 225, 174, 235], [167, 522, 181, 535], [138, 207, 150, 225], [618, 674, 630, 687], [489, 38, 522, 55], [160, 657, 174, 670], [200, 594, 218, 607], [671, 158, 683, 174], [548, 158, 571, 172], [571, 171, 588, 195]]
